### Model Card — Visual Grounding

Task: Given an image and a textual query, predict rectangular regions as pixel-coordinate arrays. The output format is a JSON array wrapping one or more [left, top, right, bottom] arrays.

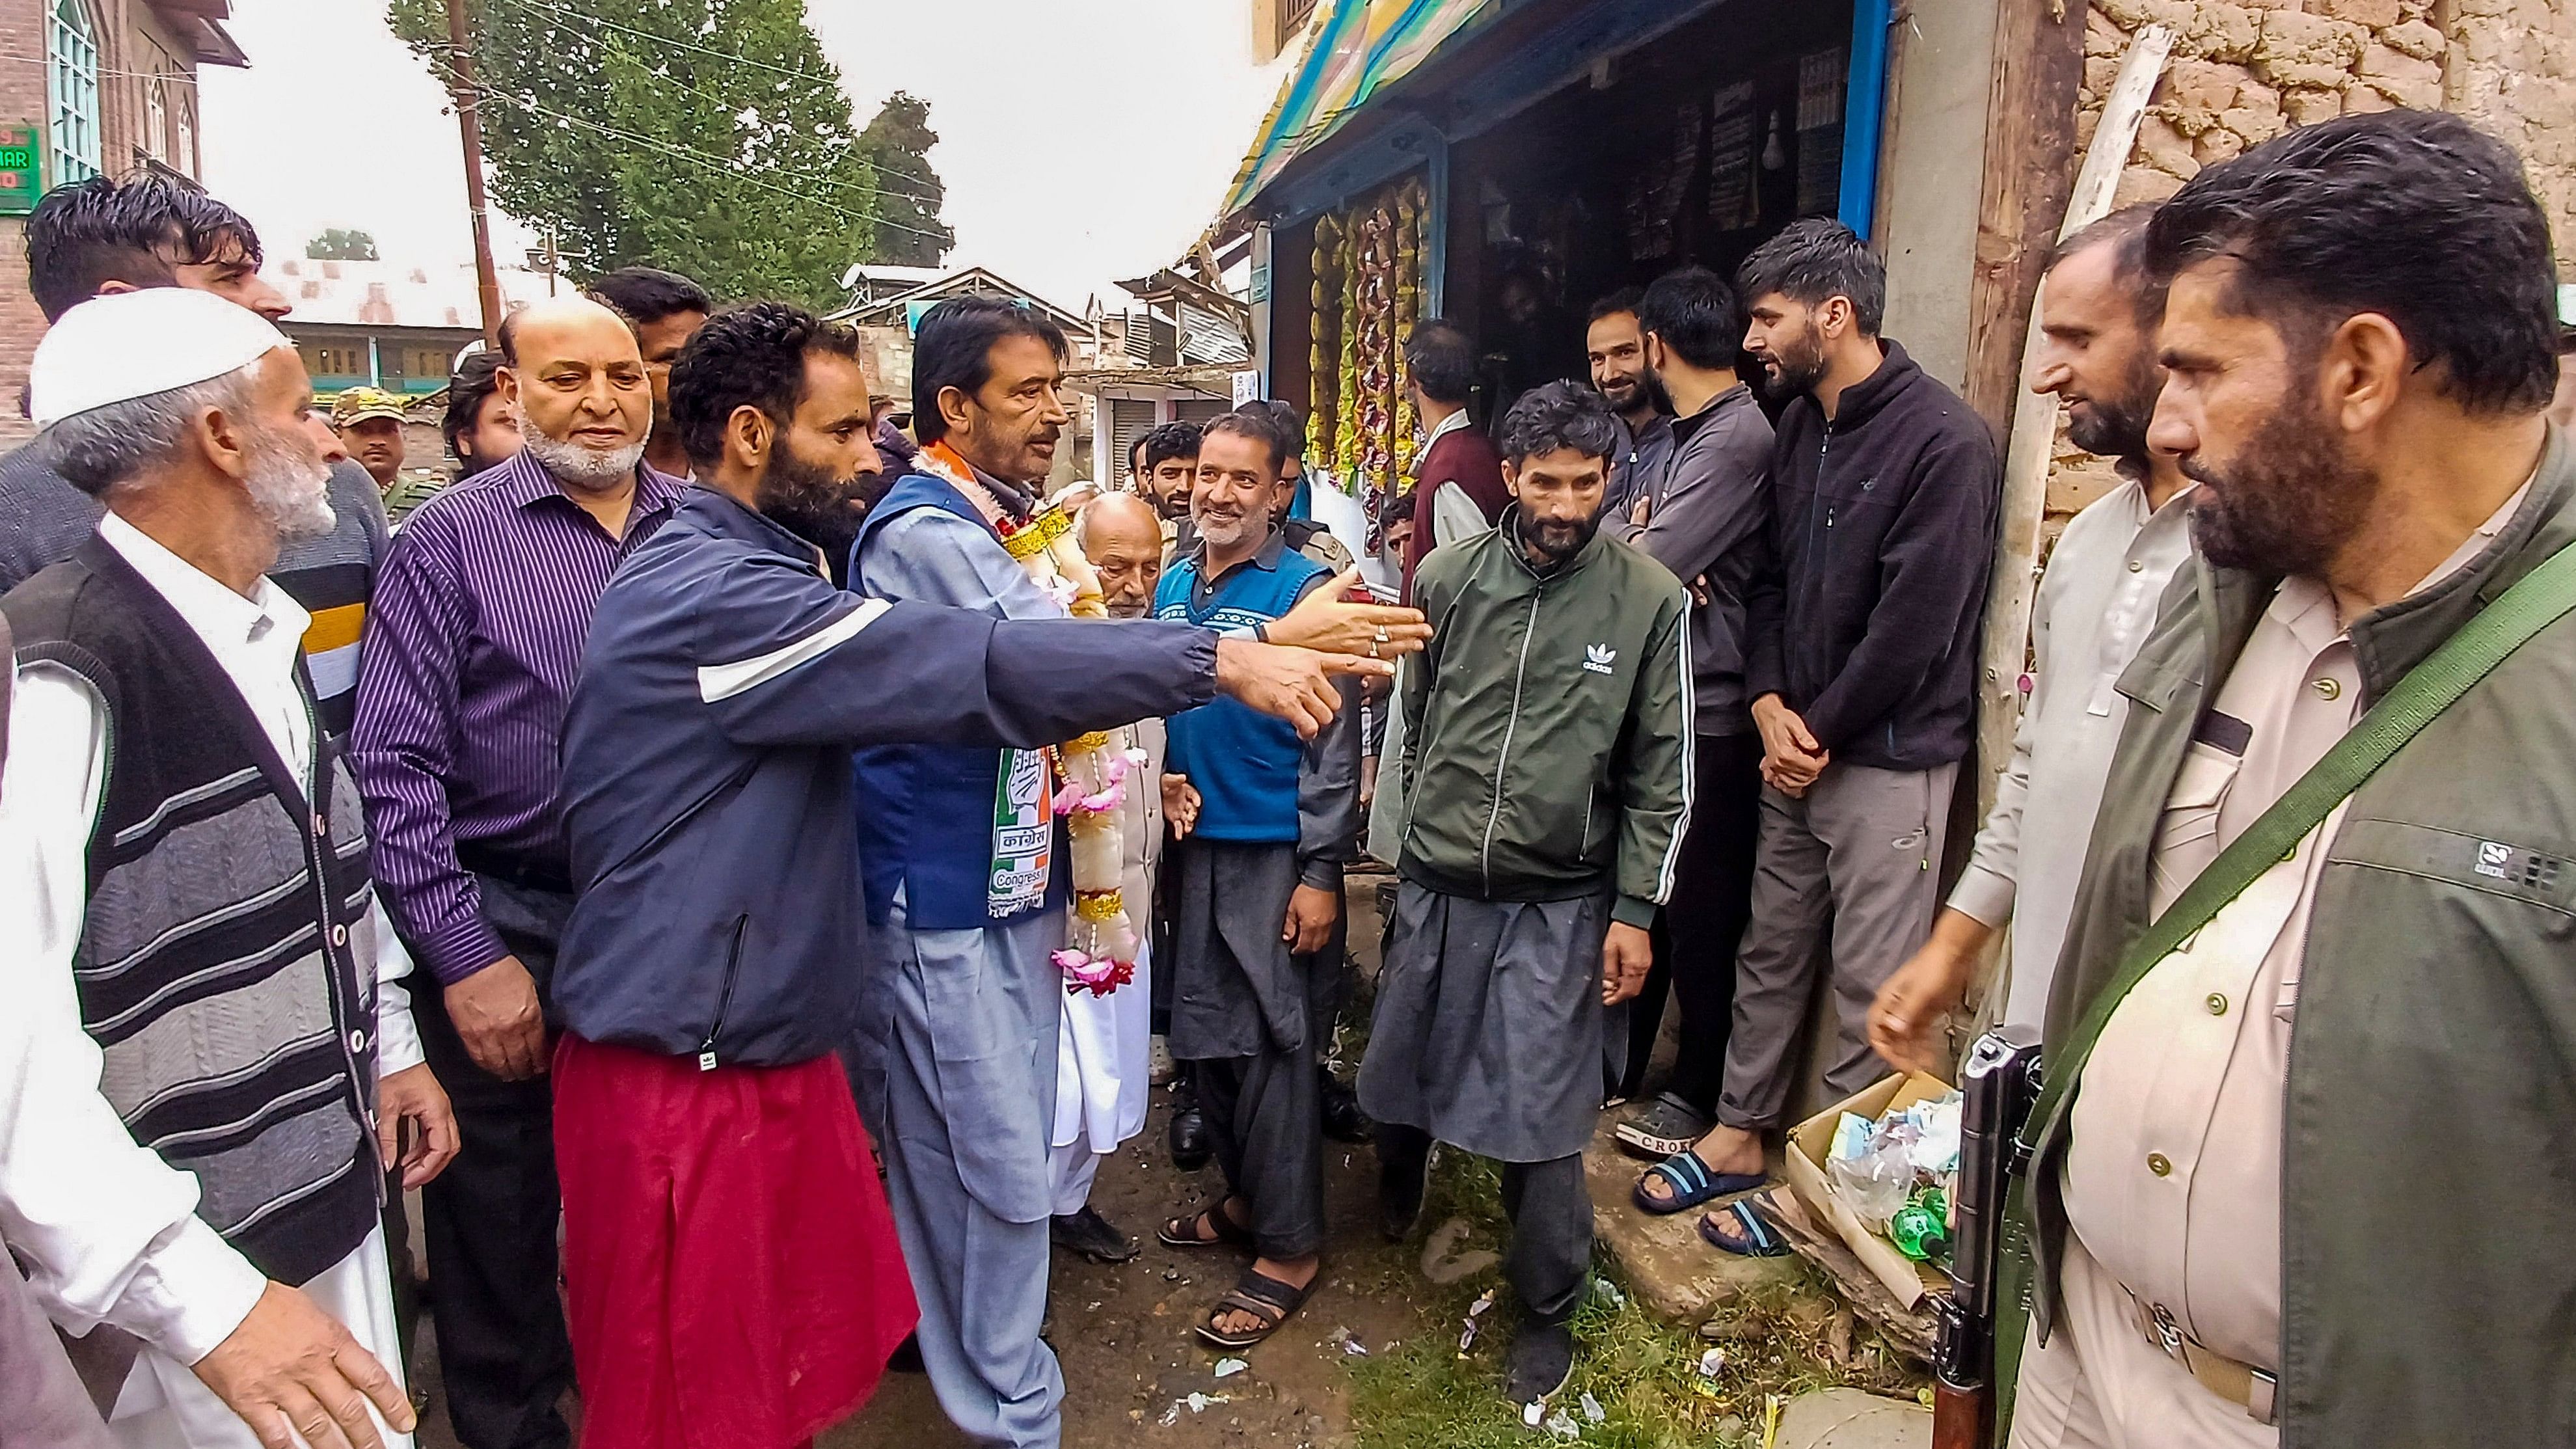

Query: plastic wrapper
[[1825, 1089, 1965, 1232]]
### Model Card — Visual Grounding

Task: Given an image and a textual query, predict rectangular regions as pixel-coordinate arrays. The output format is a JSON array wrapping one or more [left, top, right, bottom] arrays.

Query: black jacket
[[1744, 340, 1999, 770]]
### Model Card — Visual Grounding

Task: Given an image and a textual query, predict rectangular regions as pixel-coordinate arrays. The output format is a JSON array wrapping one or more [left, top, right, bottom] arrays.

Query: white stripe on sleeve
[[696, 598, 892, 703], [1654, 614, 1696, 903]]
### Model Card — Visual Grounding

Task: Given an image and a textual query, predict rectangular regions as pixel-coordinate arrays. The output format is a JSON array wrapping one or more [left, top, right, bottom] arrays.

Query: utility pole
[[446, 0, 506, 347]]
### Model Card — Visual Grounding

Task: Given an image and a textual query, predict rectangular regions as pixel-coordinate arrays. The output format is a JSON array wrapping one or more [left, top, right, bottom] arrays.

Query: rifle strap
[[1993, 535, 2576, 1424]]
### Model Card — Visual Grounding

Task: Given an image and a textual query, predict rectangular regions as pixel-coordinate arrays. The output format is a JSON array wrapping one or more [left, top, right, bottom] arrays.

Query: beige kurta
[[2013, 488, 2524, 1449]]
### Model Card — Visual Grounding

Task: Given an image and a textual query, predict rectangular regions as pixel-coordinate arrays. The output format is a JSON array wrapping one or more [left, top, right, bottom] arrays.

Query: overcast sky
[[200, 0, 1294, 310]]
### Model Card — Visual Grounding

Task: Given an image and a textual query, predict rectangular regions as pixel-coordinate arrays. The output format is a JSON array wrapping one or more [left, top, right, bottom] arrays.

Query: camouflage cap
[[332, 386, 409, 428]]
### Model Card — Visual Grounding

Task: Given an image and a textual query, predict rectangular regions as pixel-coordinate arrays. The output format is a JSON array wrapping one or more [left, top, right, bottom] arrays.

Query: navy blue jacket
[[552, 487, 1217, 1066], [846, 472, 1068, 929]]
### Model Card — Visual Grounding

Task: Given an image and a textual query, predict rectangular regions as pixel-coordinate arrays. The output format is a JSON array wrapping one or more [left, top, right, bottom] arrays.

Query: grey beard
[[244, 430, 336, 539], [521, 427, 647, 490]]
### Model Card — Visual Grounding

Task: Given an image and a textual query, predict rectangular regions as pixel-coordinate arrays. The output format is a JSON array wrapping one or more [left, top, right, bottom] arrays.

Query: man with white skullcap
[[0, 288, 456, 1449]]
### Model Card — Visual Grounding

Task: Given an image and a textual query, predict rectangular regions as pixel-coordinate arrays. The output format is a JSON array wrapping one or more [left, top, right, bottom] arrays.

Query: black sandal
[[1158, 1202, 1255, 1251], [1195, 1265, 1322, 1349]]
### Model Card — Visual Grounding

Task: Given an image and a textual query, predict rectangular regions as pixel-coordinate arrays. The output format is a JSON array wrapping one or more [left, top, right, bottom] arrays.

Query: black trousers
[[1377, 1126, 1591, 1324], [1620, 733, 1764, 1111], [411, 875, 575, 1449]]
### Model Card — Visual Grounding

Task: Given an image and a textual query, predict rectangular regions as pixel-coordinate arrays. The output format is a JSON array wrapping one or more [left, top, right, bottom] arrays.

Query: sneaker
[[1051, 1206, 1140, 1264], [1504, 1320, 1575, 1407], [1614, 1092, 1713, 1160]]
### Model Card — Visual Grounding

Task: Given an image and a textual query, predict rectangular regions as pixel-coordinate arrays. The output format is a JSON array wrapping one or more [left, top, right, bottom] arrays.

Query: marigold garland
[[917, 441, 1141, 997]]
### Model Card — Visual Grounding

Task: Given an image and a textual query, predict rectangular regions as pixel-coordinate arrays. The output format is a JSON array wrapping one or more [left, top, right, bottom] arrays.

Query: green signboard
[[0, 125, 36, 218]]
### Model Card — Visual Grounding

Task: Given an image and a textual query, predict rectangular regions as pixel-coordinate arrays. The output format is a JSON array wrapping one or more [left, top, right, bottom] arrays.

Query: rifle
[[1932, 1026, 2044, 1449]]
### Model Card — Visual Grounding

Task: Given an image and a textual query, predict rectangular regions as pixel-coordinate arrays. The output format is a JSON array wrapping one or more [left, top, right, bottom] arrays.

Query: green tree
[[388, 0, 899, 307], [856, 92, 954, 268], [305, 227, 380, 261]]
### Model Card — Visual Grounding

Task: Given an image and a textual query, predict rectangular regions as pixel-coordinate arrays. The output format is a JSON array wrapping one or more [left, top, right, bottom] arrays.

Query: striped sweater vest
[[3, 537, 382, 1288]]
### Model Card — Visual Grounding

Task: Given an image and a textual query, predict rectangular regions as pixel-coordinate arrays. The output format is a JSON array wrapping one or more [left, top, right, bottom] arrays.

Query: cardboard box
[[1782, 1072, 1955, 1309]]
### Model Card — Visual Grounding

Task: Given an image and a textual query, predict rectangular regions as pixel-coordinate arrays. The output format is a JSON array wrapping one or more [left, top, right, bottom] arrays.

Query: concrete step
[[1580, 1117, 1800, 1325], [1774, 1386, 1932, 1449]]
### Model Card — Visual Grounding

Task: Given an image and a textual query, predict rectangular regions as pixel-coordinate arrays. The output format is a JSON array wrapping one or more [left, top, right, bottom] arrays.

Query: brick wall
[[2050, 0, 2576, 517], [0, 0, 45, 439]]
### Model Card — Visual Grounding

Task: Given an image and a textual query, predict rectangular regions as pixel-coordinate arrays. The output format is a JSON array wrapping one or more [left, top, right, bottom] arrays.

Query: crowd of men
[[6, 100, 2576, 1449]]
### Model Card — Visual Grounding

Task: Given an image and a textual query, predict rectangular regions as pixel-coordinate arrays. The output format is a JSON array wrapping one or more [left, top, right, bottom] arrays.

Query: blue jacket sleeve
[[697, 554, 1219, 749]]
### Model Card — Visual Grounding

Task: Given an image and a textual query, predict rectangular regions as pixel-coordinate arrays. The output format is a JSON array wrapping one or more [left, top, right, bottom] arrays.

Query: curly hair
[[669, 301, 868, 470], [1497, 379, 1621, 466], [1138, 420, 1200, 475]]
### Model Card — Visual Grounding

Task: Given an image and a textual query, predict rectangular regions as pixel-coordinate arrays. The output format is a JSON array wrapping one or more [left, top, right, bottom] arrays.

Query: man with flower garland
[[843, 299, 1425, 1446]]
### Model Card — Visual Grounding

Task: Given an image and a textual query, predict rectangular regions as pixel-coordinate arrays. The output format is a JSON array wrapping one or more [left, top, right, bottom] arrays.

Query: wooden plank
[[1971, 23, 2175, 822], [1958, 0, 2090, 437]]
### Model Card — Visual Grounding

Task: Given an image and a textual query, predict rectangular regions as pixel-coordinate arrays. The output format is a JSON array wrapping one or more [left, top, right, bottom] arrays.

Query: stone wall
[[2050, 0, 2576, 515]]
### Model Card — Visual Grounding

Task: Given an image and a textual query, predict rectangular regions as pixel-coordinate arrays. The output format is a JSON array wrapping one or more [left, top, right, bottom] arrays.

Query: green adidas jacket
[[1398, 513, 1692, 927], [2001, 432, 2576, 1446]]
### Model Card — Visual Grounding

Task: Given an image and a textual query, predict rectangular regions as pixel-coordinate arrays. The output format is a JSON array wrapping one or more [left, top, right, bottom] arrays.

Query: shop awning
[[1224, 0, 1502, 215]]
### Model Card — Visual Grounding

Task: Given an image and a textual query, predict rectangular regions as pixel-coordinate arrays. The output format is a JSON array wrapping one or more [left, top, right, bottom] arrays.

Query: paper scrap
[[1580, 1391, 1605, 1424], [1213, 1359, 1249, 1379], [1522, 1400, 1545, 1428], [1697, 1346, 1727, 1379], [1544, 1408, 1580, 1440]]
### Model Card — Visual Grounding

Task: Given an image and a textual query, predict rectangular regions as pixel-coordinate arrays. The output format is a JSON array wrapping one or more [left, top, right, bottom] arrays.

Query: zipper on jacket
[[699, 915, 750, 1071], [1480, 588, 1544, 893]]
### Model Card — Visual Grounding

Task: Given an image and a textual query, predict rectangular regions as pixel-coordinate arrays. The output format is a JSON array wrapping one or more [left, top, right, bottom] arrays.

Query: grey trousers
[[858, 909, 1065, 1449], [1377, 1126, 1592, 1324], [1717, 761, 1959, 1131]]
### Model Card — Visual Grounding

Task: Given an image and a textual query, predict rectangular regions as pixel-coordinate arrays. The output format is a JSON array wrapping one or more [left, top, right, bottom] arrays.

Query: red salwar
[[554, 1033, 919, 1449]]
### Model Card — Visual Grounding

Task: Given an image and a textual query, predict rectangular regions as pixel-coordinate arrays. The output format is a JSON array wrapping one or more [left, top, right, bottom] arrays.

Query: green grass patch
[[1344, 1154, 1926, 1449]]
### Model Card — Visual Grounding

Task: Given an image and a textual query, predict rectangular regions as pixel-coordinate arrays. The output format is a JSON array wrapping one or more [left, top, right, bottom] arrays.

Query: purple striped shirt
[[350, 450, 686, 984]]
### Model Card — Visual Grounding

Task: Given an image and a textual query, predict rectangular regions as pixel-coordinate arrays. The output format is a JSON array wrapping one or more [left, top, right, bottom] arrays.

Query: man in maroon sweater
[[1402, 320, 1508, 594]]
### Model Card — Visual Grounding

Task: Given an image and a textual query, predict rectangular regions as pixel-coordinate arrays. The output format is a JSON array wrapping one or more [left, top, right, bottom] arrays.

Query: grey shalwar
[[856, 904, 1066, 1449], [1166, 610, 1361, 1262], [847, 496, 1076, 1449], [1360, 886, 1619, 1321]]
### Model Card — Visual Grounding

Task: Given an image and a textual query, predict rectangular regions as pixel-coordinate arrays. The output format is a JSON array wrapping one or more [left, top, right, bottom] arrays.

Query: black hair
[[1403, 319, 1477, 405], [1735, 217, 1886, 334], [25, 173, 265, 322], [1128, 433, 1152, 475], [1141, 420, 1201, 473], [442, 351, 509, 474], [1250, 398, 1307, 461], [669, 301, 869, 469], [910, 296, 1071, 444], [2046, 204, 2168, 329], [1586, 288, 1645, 327], [1498, 379, 1621, 465], [2144, 109, 2557, 415], [586, 266, 714, 327], [1636, 266, 1746, 372], [1204, 407, 1288, 470], [1377, 488, 1416, 531]]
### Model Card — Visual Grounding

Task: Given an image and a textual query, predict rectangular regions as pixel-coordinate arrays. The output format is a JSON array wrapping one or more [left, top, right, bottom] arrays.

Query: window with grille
[[47, 0, 102, 188], [1278, 0, 1318, 52], [144, 75, 168, 163], [1107, 399, 1157, 481]]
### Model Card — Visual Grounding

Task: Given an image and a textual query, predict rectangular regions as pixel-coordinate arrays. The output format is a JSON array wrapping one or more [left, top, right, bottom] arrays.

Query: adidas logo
[[1583, 643, 1617, 676]]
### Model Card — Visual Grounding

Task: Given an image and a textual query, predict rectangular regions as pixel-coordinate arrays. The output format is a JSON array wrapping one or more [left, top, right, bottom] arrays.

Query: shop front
[[1225, 0, 1895, 520]]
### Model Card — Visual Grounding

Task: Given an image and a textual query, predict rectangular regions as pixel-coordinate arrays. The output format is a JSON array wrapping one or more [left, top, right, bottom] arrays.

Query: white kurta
[[0, 514, 419, 1449], [1051, 718, 1165, 1157]]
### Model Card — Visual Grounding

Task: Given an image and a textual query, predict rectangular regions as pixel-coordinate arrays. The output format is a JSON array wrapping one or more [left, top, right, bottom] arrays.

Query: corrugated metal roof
[[267, 258, 550, 332]]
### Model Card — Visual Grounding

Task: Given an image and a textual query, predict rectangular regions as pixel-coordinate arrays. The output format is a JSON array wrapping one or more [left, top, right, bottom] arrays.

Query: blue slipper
[[1632, 1150, 1767, 1216], [1698, 1198, 1791, 1257]]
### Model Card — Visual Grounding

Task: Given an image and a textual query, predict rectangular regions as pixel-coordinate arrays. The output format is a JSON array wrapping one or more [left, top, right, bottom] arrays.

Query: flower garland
[[917, 440, 1141, 997]]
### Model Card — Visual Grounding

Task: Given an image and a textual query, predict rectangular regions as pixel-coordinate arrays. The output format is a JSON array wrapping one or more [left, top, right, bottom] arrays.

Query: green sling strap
[[1992, 536, 2576, 1428]]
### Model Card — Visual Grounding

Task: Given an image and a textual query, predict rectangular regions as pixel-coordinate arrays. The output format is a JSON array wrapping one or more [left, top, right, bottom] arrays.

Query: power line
[[474, 3, 947, 210], [488, 0, 835, 87], [461, 79, 954, 243]]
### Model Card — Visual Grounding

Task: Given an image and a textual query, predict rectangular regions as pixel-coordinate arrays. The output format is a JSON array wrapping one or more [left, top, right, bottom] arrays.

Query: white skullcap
[[31, 288, 293, 427]]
